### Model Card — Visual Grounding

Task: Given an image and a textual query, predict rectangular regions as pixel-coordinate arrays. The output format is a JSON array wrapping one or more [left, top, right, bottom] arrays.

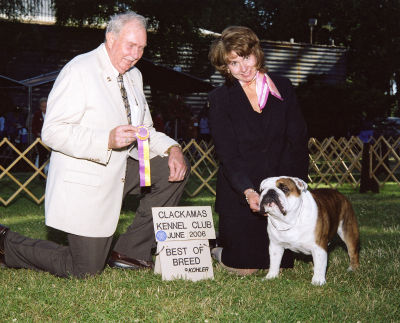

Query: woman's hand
[[244, 188, 260, 212]]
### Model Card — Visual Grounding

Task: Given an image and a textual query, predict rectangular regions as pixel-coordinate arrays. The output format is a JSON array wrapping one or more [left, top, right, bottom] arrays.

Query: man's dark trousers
[[112, 155, 190, 262], [2, 155, 189, 277]]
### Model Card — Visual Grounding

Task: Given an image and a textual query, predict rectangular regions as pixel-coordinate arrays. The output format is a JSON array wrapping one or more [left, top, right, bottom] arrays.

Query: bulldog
[[259, 176, 360, 285]]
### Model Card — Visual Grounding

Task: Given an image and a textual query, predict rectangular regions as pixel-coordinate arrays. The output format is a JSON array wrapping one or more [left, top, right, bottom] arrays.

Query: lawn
[[0, 184, 399, 322]]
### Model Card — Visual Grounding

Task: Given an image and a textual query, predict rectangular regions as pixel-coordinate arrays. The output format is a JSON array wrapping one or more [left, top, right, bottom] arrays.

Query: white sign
[[154, 240, 214, 281], [152, 206, 215, 242], [152, 206, 216, 281]]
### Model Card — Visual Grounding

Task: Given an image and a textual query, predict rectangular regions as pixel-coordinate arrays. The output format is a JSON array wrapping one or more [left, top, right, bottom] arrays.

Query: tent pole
[[27, 85, 32, 144]]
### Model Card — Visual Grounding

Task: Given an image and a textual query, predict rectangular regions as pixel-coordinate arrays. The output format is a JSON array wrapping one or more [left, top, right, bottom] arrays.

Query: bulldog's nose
[[260, 189, 286, 216], [261, 189, 278, 206], [265, 189, 279, 200]]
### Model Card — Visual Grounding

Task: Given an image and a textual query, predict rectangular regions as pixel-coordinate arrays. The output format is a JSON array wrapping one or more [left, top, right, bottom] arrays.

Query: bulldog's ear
[[292, 177, 308, 192]]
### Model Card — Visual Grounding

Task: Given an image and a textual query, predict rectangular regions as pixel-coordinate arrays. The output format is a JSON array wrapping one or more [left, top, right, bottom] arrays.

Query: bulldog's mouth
[[260, 189, 286, 215]]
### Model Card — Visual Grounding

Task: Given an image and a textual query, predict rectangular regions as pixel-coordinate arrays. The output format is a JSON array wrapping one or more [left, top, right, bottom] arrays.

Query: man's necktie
[[117, 73, 131, 124]]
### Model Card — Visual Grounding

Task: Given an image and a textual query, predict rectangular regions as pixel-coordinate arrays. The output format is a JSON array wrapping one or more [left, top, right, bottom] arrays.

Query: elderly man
[[0, 11, 189, 278]]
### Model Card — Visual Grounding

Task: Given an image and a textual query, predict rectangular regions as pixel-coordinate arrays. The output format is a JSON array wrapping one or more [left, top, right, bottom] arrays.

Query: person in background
[[0, 11, 189, 278], [187, 113, 198, 140], [0, 114, 5, 138], [358, 120, 379, 193], [32, 97, 50, 173], [208, 26, 309, 275], [5, 108, 24, 143], [16, 126, 28, 149], [32, 97, 47, 138], [198, 103, 211, 142], [11, 108, 28, 151]]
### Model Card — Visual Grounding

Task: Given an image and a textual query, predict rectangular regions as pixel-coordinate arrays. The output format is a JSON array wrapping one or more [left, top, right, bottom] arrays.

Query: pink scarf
[[256, 72, 283, 110]]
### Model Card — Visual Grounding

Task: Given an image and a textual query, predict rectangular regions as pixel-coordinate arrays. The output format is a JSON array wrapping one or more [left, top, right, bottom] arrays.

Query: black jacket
[[208, 74, 309, 213]]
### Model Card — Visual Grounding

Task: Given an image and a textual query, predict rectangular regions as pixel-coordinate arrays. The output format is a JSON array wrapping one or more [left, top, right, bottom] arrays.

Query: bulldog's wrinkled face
[[259, 177, 307, 217]]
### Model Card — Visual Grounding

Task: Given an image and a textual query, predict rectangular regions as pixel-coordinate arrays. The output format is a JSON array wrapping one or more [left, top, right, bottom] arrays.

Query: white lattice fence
[[181, 139, 218, 197], [1, 136, 400, 205], [370, 136, 400, 185], [308, 136, 363, 188], [0, 137, 49, 206]]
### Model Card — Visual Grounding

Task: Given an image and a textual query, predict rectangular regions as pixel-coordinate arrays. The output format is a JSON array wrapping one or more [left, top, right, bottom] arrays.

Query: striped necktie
[[117, 73, 131, 124]]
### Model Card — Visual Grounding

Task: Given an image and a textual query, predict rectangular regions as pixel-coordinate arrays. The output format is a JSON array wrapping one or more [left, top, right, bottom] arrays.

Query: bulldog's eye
[[278, 183, 290, 194]]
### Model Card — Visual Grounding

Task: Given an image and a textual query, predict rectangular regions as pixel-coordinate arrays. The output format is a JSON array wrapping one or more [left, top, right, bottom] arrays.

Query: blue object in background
[[359, 129, 373, 143]]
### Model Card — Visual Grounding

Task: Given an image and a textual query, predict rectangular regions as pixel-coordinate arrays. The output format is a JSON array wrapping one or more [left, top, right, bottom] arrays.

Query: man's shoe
[[0, 224, 9, 255], [0, 254, 6, 267], [107, 251, 154, 270], [0, 224, 9, 267]]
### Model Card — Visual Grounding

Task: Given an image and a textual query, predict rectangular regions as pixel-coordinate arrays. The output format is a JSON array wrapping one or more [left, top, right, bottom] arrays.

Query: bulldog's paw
[[347, 264, 359, 272], [311, 275, 326, 286], [264, 271, 279, 281]]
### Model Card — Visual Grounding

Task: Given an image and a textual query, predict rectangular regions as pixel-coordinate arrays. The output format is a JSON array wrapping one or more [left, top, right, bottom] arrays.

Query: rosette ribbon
[[136, 126, 151, 187]]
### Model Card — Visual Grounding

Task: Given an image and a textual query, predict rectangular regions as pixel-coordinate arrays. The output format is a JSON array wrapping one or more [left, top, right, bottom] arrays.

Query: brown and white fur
[[259, 176, 360, 285]]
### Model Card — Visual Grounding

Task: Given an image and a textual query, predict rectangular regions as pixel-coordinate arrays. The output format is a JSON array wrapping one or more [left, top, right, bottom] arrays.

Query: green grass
[[1, 185, 400, 322]]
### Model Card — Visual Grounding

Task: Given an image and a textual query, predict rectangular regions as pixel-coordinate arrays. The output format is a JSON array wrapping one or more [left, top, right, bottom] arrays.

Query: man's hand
[[108, 125, 137, 149], [167, 146, 187, 182]]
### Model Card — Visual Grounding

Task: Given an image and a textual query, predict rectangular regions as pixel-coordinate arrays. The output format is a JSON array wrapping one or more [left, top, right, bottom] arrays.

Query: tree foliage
[[54, 0, 117, 25], [0, 0, 42, 19], [5, 0, 400, 96], [250, 0, 400, 115], [49, 0, 400, 88], [49, 0, 400, 130], [132, 0, 210, 71], [13, 0, 397, 131], [52, 0, 215, 77], [296, 77, 394, 138]]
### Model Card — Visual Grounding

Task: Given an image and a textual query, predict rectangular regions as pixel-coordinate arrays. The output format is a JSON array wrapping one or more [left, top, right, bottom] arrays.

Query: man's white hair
[[106, 11, 147, 36]]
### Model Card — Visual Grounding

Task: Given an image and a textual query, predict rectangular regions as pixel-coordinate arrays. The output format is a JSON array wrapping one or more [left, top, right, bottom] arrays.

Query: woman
[[208, 26, 309, 275]]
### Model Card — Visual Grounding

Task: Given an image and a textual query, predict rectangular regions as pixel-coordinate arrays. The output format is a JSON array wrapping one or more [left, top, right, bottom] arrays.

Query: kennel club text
[[155, 209, 212, 239]]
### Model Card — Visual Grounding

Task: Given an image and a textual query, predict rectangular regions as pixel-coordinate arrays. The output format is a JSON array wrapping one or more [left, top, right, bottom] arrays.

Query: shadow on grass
[[291, 237, 354, 266]]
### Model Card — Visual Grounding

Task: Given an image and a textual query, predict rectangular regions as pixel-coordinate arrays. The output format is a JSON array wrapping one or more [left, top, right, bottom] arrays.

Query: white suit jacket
[[42, 44, 177, 237]]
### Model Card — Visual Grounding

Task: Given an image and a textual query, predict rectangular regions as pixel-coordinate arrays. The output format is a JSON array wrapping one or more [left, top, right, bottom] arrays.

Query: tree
[[296, 77, 394, 138], [132, 0, 210, 70], [51, 0, 217, 77], [0, 0, 42, 19], [251, 0, 400, 117], [54, 0, 119, 26], [7, 0, 397, 128]]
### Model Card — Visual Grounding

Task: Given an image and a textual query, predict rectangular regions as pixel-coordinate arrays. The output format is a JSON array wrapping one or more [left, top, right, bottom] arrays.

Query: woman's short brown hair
[[208, 26, 266, 82]]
